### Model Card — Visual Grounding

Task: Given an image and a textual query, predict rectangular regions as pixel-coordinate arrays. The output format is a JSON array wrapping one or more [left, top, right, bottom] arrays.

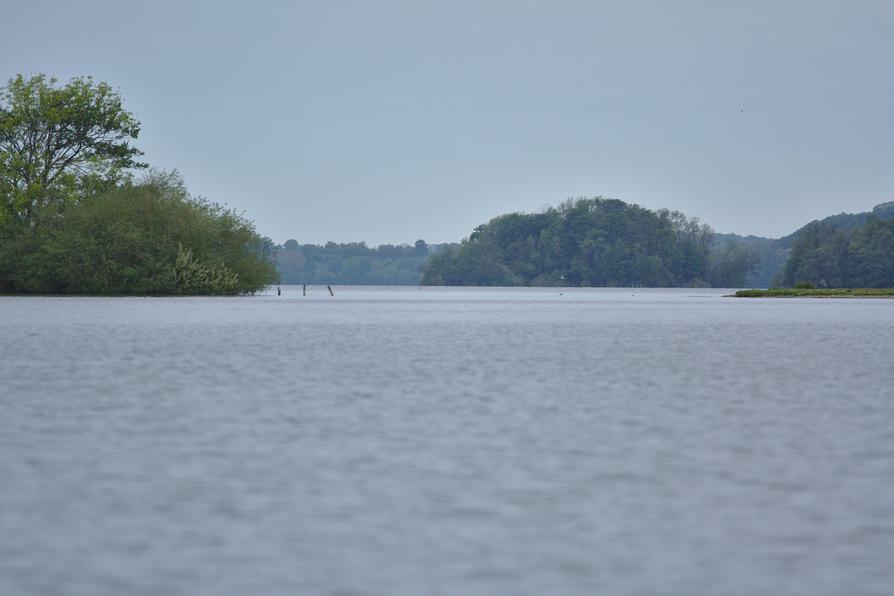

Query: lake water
[[1, 287, 893, 596]]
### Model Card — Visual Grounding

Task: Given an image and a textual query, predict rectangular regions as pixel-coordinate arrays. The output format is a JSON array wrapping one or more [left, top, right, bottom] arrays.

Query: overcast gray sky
[[4, 0, 893, 245]]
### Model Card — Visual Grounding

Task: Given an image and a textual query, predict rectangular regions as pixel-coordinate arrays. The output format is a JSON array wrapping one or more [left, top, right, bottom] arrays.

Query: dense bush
[[0, 172, 277, 295]]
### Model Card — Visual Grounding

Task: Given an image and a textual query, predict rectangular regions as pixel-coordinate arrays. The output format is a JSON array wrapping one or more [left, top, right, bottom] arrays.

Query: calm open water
[[1, 287, 893, 596]]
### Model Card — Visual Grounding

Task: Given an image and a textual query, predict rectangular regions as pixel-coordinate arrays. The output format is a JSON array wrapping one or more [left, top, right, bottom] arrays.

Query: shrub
[[2, 171, 277, 294]]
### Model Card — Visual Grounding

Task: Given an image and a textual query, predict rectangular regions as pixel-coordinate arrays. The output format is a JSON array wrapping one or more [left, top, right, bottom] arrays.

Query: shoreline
[[730, 288, 894, 298]]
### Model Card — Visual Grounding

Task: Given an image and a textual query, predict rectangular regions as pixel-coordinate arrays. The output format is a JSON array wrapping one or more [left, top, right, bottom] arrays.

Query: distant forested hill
[[717, 201, 894, 288], [275, 239, 454, 285], [777, 201, 894, 248], [420, 198, 757, 287], [776, 210, 894, 288], [275, 200, 894, 288]]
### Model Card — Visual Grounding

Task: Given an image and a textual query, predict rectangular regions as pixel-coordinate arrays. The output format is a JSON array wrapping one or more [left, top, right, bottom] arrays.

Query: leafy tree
[[0, 74, 145, 224]]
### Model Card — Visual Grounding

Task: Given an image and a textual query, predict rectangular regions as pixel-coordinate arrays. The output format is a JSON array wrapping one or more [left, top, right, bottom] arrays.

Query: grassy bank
[[732, 288, 894, 298]]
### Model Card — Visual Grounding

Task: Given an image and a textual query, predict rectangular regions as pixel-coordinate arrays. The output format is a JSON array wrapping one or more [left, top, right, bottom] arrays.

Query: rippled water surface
[[2, 287, 893, 595]]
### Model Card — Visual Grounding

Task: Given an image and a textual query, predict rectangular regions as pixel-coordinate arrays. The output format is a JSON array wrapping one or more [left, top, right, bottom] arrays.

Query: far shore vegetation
[[275, 239, 451, 286], [276, 199, 894, 289], [733, 287, 894, 298], [1, 74, 276, 295], [420, 198, 757, 287], [417, 198, 894, 289], [3, 73, 892, 294]]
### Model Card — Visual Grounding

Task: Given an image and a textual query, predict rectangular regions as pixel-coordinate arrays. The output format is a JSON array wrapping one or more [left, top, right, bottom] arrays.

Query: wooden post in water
[[327, 285, 334, 297], [303, 284, 307, 296]]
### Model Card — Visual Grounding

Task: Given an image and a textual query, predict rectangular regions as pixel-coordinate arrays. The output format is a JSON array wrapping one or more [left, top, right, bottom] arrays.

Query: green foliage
[[717, 202, 894, 287], [0, 74, 145, 223], [171, 245, 240, 295], [276, 239, 447, 285], [777, 201, 894, 249], [0, 73, 274, 295], [1, 171, 277, 295], [777, 216, 894, 288], [421, 197, 756, 287], [794, 281, 815, 289]]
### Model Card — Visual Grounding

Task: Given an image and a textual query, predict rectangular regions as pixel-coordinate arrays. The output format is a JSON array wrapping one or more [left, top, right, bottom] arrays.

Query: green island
[[733, 288, 894, 298], [3, 73, 893, 295]]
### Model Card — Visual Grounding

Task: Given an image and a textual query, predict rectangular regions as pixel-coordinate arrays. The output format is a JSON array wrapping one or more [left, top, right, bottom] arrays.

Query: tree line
[[0, 74, 276, 295], [777, 213, 894, 288], [421, 198, 758, 287], [4, 75, 890, 293], [276, 239, 446, 285]]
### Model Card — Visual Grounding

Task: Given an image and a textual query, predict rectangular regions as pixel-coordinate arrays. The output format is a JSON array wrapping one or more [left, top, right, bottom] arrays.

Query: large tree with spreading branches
[[0, 74, 146, 223]]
